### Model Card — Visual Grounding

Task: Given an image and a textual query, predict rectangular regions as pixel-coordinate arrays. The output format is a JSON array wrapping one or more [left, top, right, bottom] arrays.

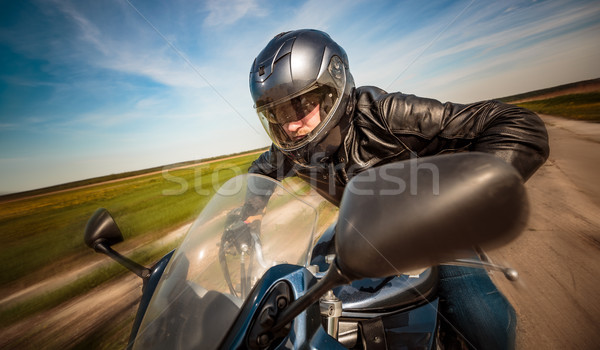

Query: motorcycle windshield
[[133, 174, 322, 349]]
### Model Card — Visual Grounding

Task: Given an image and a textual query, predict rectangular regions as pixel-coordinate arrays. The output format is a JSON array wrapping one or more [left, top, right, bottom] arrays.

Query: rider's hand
[[223, 207, 255, 253], [243, 214, 263, 224]]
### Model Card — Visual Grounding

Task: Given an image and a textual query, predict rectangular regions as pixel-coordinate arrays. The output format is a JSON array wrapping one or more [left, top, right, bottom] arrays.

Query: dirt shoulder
[[0, 222, 191, 308], [0, 222, 191, 349]]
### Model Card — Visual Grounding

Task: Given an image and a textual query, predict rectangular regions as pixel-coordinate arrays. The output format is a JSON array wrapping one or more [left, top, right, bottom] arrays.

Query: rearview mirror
[[84, 208, 124, 250], [83, 208, 150, 280], [334, 152, 529, 280]]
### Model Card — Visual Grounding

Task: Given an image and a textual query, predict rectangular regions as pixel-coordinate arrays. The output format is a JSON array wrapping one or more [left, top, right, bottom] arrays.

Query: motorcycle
[[84, 153, 528, 349]]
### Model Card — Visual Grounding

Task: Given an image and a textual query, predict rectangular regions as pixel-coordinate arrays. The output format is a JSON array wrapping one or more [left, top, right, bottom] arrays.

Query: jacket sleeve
[[380, 93, 550, 181], [248, 144, 295, 180], [457, 101, 549, 181], [243, 144, 295, 217]]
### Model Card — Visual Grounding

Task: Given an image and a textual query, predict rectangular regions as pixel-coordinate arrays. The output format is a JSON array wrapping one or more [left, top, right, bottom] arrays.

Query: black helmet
[[249, 29, 355, 164]]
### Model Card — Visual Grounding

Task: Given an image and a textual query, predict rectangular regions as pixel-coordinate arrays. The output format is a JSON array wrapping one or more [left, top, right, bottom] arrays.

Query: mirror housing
[[335, 153, 529, 280], [84, 208, 124, 251], [83, 208, 150, 280]]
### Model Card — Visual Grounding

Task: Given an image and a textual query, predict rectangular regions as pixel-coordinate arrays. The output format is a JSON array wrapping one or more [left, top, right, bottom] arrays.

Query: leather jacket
[[249, 86, 550, 206]]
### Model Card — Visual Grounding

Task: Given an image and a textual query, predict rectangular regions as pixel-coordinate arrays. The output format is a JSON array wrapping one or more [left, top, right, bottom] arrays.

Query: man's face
[[282, 104, 321, 141]]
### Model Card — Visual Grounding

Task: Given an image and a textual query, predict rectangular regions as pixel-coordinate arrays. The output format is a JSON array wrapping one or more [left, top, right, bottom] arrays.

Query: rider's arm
[[240, 145, 296, 220], [379, 93, 549, 181], [248, 144, 296, 180]]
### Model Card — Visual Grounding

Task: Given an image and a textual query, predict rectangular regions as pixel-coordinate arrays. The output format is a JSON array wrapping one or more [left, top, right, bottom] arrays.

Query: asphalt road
[[486, 114, 600, 350]]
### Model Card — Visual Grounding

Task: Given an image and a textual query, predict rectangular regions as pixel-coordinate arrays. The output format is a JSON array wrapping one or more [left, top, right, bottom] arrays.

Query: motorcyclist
[[245, 29, 549, 349]]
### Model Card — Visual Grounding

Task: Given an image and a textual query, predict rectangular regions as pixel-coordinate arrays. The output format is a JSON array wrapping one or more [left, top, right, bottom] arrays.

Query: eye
[[302, 98, 318, 112], [280, 112, 296, 124]]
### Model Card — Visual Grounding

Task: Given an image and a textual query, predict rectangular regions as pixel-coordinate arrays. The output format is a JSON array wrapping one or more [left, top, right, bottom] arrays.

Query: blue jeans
[[438, 265, 516, 350]]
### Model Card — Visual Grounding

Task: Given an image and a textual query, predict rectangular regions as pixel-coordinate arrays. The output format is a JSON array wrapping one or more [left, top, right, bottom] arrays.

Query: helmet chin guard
[[250, 29, 355, 165]]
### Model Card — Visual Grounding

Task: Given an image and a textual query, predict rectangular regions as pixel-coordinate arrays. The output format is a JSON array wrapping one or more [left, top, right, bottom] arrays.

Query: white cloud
[[37, 0, 209, 89], [203, 0, 264, 26], [342, 0, 600, 101], [53, 0, 111, 56], [0, 123, 18, 130], [427, 1, 600, 62]]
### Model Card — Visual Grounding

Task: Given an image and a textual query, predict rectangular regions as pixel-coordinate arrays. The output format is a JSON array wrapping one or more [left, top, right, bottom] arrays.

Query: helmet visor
[[256, 84, 340, 151]]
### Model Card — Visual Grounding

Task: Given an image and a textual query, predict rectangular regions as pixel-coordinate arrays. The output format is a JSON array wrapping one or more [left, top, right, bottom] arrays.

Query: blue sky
[[1, 0, 599, 194]]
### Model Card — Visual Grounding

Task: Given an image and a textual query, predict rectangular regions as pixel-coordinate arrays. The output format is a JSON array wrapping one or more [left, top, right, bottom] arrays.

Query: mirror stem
[[272, 260, 350, 332], [441, 258, 519, 281], [94, 242, 151, 280]]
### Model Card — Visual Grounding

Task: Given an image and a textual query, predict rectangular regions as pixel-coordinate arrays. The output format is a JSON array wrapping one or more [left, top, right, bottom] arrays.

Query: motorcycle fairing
[[219, 264, 345, 350], [128, 250, 175, 349]]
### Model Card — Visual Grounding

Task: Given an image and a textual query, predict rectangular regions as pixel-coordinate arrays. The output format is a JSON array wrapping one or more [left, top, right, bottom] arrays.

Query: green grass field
[[497, 78, 600, 103], [514, 92, 600, 121]]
